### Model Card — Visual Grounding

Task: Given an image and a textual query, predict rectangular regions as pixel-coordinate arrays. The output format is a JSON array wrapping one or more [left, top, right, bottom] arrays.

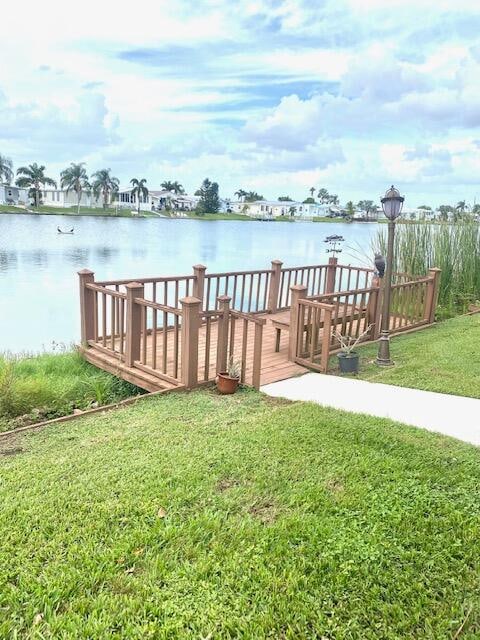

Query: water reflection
[[0, 250, 18, 273], [63, 248, 91, 266]]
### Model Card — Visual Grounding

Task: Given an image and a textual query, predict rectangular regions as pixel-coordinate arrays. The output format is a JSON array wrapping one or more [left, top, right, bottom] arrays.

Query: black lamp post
[[376, 185, 404, 366]]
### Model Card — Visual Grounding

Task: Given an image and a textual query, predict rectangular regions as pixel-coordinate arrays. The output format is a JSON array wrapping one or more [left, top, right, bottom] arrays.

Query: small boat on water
[[57, 227, 74, 234]]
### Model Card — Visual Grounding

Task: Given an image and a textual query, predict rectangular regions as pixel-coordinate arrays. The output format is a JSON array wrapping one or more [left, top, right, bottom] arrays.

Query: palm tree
[[0, 154, 13, 184], [329, 194, 339, 206], [235, 189, 247, 202], [317, 188, 330, 204], [456, 200, 466, 213], [161, 180, 184, 194], [91, 169, 119, 210], [130, 178, 149, 215], [60, 162, 90, 214], [309, 186, 316, 199], [244, 191, 264, 202], [16, 163, 57, 208]]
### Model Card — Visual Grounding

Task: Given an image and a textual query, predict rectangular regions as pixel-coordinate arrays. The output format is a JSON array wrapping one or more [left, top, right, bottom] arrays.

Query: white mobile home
[[0, 184, 29, 206]]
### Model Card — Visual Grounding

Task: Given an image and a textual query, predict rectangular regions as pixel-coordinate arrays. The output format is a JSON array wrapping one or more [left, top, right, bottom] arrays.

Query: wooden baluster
[[240, 275, 246, 312], [204, 316, 211, 381], [252, 322, 263, 390], [320, 305, 333, 373], [163, 287, 168, 373], [241, 319, 248, 383], [173, 314, 179, 379], [248, 274, 253, 312], [110, 294, 115, 351], [216, 295, 231, 374], [229, 315, 236, 358]]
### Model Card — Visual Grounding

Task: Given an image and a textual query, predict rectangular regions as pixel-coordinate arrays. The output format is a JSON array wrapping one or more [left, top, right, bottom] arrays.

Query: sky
[[1, 0, 480, 207]]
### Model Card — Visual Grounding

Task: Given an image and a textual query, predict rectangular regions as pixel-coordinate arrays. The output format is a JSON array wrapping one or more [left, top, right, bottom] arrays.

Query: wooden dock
[[78, 260, 441, 393]]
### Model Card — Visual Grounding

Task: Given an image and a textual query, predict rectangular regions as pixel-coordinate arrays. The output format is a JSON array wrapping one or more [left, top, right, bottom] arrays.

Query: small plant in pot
[[217, 357, 241, 394], [333, 325, 372, 375]]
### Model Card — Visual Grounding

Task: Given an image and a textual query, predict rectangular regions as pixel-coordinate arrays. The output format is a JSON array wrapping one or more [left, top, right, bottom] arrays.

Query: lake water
[[0, 214, 378, 353]]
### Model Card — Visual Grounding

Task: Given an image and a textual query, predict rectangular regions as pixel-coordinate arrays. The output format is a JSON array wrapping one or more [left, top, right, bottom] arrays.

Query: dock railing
[[289, 267, 441, 371], [79, 259, 441, 386]]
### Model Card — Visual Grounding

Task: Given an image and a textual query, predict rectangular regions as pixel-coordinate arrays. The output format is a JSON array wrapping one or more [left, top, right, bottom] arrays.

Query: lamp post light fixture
[[376, 185, 404, 366]]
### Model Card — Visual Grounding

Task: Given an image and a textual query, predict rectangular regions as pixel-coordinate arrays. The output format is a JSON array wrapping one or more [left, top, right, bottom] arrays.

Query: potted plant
[[217, 357, 241, 394], [333, 326, 372, 374]]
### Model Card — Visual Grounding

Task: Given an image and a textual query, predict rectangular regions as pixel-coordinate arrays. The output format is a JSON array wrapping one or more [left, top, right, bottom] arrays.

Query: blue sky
[[1, 0, 480, 206]]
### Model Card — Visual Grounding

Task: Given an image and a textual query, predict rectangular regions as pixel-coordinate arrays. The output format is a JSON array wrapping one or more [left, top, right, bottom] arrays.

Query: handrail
[[133, 297, 182, 316], [298, 299, 336, 311], [230, 309, 267, 325], [85, 283, 126, 298], [95, 275, 194, 286], [206, 268, 273, 278]]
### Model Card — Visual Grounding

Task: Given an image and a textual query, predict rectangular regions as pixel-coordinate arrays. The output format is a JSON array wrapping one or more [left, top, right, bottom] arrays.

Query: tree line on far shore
[[1, 153, 479, 219]]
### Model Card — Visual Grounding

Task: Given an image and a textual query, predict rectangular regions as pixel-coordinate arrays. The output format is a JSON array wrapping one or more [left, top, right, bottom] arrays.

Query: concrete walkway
[[261, 373, 480, 446]]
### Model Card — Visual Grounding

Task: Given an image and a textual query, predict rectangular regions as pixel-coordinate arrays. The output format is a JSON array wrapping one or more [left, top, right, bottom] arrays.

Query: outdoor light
[[377, 185, 404, 366], [381, 185, 404, 221]]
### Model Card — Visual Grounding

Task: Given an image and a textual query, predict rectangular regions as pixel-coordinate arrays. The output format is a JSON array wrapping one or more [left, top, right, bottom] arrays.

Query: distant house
[[41, 188, 103, 208], [0, 184, 29, 206], [230, 200, 329, 218]]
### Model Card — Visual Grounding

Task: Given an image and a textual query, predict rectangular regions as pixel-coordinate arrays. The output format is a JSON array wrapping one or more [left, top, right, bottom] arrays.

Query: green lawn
[[185, 212, 252, 221], [0, 206, 157, 217], [2, 388, 480, 638], [329, 313, 480, 398]]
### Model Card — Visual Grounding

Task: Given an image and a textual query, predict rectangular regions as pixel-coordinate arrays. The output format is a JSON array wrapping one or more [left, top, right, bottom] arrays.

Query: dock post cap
[[78, 268, 94, 275], [192, 264, 207, 270], [217, 294, 232, 302], [125, 281, 144, 289], [180, 296, 202, 305]]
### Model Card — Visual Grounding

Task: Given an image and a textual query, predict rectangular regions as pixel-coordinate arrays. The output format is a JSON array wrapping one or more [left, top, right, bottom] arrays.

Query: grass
[[0, 205, 157, 217], [329, 313, 480, 398], [0, 349, 143, 431], [1, 388, 480, 638], [185, 211, 252, 221]]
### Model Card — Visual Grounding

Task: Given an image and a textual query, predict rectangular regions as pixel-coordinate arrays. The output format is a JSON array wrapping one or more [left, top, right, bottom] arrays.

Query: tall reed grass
[[0, 349, 143, 431], [375, 221, 480, 317]]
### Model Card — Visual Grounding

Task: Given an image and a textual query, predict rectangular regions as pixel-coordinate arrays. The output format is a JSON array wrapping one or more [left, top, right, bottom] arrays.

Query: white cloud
[[1, 0, 480, 205]]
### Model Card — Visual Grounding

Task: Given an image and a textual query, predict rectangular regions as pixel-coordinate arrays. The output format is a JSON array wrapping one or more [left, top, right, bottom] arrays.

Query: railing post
[[267, 259, 283, 313], [192, 264, 206, 309], [78, 268, 95, 345], [125, 282, 144, 367], [368, 275, 382, 340], [320, 306, 333, 373], [252, 322, 264, 390], [288, 284, 307, 361], [425, 268, 442, 323], [325, 256, 338, 293], [216, 295, 231, 373], [180, 296, 201, 389]]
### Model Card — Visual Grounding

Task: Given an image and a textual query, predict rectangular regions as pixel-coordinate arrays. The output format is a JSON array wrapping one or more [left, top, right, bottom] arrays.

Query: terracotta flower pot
[[217, 372, 239, 394]]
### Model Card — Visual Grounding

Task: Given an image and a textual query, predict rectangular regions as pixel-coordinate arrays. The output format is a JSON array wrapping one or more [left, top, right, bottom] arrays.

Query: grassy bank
[[329, 313, 480, 398], [0, 205, 158, 217], [2, 388, 480, 638], [376, 221, 480, 317], [0, 350, 143, 431], [185, 211, 252, 221]]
